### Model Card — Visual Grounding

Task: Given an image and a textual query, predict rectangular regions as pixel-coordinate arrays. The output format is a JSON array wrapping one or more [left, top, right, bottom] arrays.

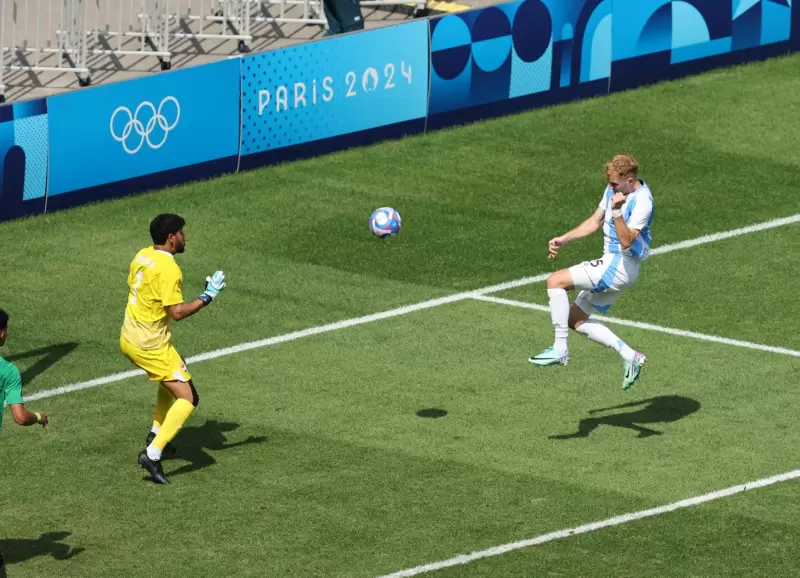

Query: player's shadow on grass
[[165, 420, 269, 478], [0, 531, 84, 568], [7, 342, 79, 386], [549, 395, 701, 440]]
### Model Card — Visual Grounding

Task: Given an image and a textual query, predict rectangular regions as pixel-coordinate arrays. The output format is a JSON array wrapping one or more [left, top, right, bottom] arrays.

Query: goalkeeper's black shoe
[[138, 451, 170, 485], [145, 432, 177, 457]]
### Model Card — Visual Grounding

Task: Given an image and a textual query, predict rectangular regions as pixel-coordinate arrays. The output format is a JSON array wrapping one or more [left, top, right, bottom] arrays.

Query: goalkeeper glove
[[199, 270, 226, 306]]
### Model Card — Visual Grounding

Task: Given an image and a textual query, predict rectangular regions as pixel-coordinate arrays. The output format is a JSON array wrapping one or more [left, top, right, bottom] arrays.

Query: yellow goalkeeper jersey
[[121, 247, 184, 350]]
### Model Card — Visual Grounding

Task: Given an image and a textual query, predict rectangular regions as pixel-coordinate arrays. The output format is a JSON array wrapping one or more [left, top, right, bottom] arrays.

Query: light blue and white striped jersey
[[599, 180, 654, 260]]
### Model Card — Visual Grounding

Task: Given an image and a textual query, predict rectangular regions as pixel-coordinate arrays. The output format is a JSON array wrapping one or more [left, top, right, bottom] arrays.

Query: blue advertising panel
[[427, 0, 611, 123], [239, 20, 428, 158], [0, 98, 49, 221], [611, 0, 792, 91], [47, 58, 240, 197]]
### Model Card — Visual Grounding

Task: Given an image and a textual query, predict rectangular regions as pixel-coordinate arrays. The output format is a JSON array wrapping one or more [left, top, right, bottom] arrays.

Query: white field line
[[646, 213, 800, 257], [472, 295, 800, 357], [375, 469, 800, 578], [21, 213, 800, 403]]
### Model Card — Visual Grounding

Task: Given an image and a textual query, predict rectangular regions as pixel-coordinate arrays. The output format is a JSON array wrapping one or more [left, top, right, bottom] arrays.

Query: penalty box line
[[375, 468, 800, 578], [472, 295, 800, 358]]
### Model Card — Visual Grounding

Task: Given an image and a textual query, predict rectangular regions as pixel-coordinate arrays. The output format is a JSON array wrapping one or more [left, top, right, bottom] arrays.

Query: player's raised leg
[[571, 294, 646, 390], [528, 268, 573, 366]]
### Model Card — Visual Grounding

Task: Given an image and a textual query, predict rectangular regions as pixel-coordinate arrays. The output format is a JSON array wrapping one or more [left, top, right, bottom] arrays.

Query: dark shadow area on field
[[163, 420, 270, 478], [6, 343, 79, 386], [0, 531, 84, 568], [417, 408, 448, 418], [550, 395, 701, 440]]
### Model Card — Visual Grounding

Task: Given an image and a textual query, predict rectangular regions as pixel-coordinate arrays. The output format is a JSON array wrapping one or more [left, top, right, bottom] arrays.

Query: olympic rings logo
[[110, 96, 181, 154]]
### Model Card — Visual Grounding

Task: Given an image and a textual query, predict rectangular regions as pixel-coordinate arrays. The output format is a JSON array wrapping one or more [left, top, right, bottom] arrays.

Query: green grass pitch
[[0, 53, 799, 577]]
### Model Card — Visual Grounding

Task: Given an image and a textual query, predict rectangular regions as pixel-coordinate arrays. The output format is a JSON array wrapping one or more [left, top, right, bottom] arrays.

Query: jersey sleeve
[[598, 187, 611, 210], [127, 258, 135, 289], [160, 264, 184, 307], [627, 193, 654, 231], [3, 365, 24, 406]]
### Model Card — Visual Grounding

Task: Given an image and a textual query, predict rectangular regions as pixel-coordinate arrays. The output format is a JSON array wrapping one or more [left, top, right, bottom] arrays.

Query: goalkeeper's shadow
[[9, 342, 79, 387], [0, 531, 84, 569], [162, 419, 270, 478]]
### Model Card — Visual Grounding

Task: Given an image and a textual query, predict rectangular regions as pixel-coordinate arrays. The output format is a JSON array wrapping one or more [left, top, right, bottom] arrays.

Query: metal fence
[[0, 0, 90, 102], [85, 0, 171, 71], [0, 0, 423, 102], [171, 0, 252, 54]]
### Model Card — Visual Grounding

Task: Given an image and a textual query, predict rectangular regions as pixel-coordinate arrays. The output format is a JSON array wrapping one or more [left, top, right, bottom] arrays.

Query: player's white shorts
[[568, 253, 640, 315]]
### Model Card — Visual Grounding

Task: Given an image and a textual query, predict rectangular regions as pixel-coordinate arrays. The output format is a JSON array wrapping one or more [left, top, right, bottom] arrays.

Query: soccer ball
[[369, 207, 401, 238]]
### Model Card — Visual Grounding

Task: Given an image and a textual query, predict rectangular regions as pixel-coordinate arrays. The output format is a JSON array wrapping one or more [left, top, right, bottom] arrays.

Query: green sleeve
[[3, 365, 24, 406]]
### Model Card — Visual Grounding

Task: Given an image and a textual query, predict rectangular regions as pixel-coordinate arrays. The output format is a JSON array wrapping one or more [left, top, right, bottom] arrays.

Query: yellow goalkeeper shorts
[[120, 336, 192, 383]]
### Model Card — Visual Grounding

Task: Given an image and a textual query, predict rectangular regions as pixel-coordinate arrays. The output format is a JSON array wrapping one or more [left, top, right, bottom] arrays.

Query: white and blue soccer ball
[[369, 207, 401, 238]]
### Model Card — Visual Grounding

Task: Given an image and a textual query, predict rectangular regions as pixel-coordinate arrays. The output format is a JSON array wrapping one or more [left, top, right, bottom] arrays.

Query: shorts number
[[130, 271, 143, 305], [588, 259, 603, 268]]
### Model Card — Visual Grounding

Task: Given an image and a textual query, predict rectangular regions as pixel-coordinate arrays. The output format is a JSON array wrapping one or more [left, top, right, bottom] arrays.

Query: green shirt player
[[0, 308, 48, 577], [0, 308, 48, 432]]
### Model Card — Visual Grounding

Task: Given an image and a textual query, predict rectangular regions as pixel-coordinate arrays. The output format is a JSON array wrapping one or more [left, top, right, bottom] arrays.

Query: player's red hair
[[604, 154, 639, 181]]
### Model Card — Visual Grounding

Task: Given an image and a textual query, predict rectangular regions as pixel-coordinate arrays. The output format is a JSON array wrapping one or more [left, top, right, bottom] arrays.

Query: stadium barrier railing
[[0, 0, 91, 102]]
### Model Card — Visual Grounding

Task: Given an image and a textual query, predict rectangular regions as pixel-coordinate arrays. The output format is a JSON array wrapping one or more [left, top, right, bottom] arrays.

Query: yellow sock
[[152, 386, 175, 430], [149, 399, 195, 457]]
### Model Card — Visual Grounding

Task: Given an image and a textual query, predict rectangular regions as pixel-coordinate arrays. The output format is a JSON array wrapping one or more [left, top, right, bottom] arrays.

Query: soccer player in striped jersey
[[529, 154, 654, 390]]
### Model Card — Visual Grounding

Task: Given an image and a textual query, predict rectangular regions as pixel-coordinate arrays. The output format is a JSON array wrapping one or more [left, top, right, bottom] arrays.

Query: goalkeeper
[[120, 214, 226, 485]]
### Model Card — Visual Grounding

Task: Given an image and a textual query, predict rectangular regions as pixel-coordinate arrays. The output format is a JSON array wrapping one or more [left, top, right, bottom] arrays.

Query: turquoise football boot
[[528, 346, 570, 367], [622, 352, 647, 390]]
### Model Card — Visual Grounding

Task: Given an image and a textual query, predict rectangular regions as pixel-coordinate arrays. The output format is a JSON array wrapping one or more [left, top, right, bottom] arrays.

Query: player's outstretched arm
[[548, 208, 605, 259], [167, 270, 227, 322], [10, 404, 48, 426], [3, 363, 47, 427]]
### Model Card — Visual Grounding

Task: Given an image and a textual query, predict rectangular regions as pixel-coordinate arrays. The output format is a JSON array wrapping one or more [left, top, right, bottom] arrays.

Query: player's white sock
[[576, 319, 636, 362], [547, 288, 570, 353], [151, 425, 160, 435], [618, 343, 636, 363], [146, 444, 162, 461]]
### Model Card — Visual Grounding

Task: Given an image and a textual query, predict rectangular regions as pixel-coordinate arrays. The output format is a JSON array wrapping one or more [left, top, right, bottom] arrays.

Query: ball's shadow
[[417, 408, 448, 418]]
